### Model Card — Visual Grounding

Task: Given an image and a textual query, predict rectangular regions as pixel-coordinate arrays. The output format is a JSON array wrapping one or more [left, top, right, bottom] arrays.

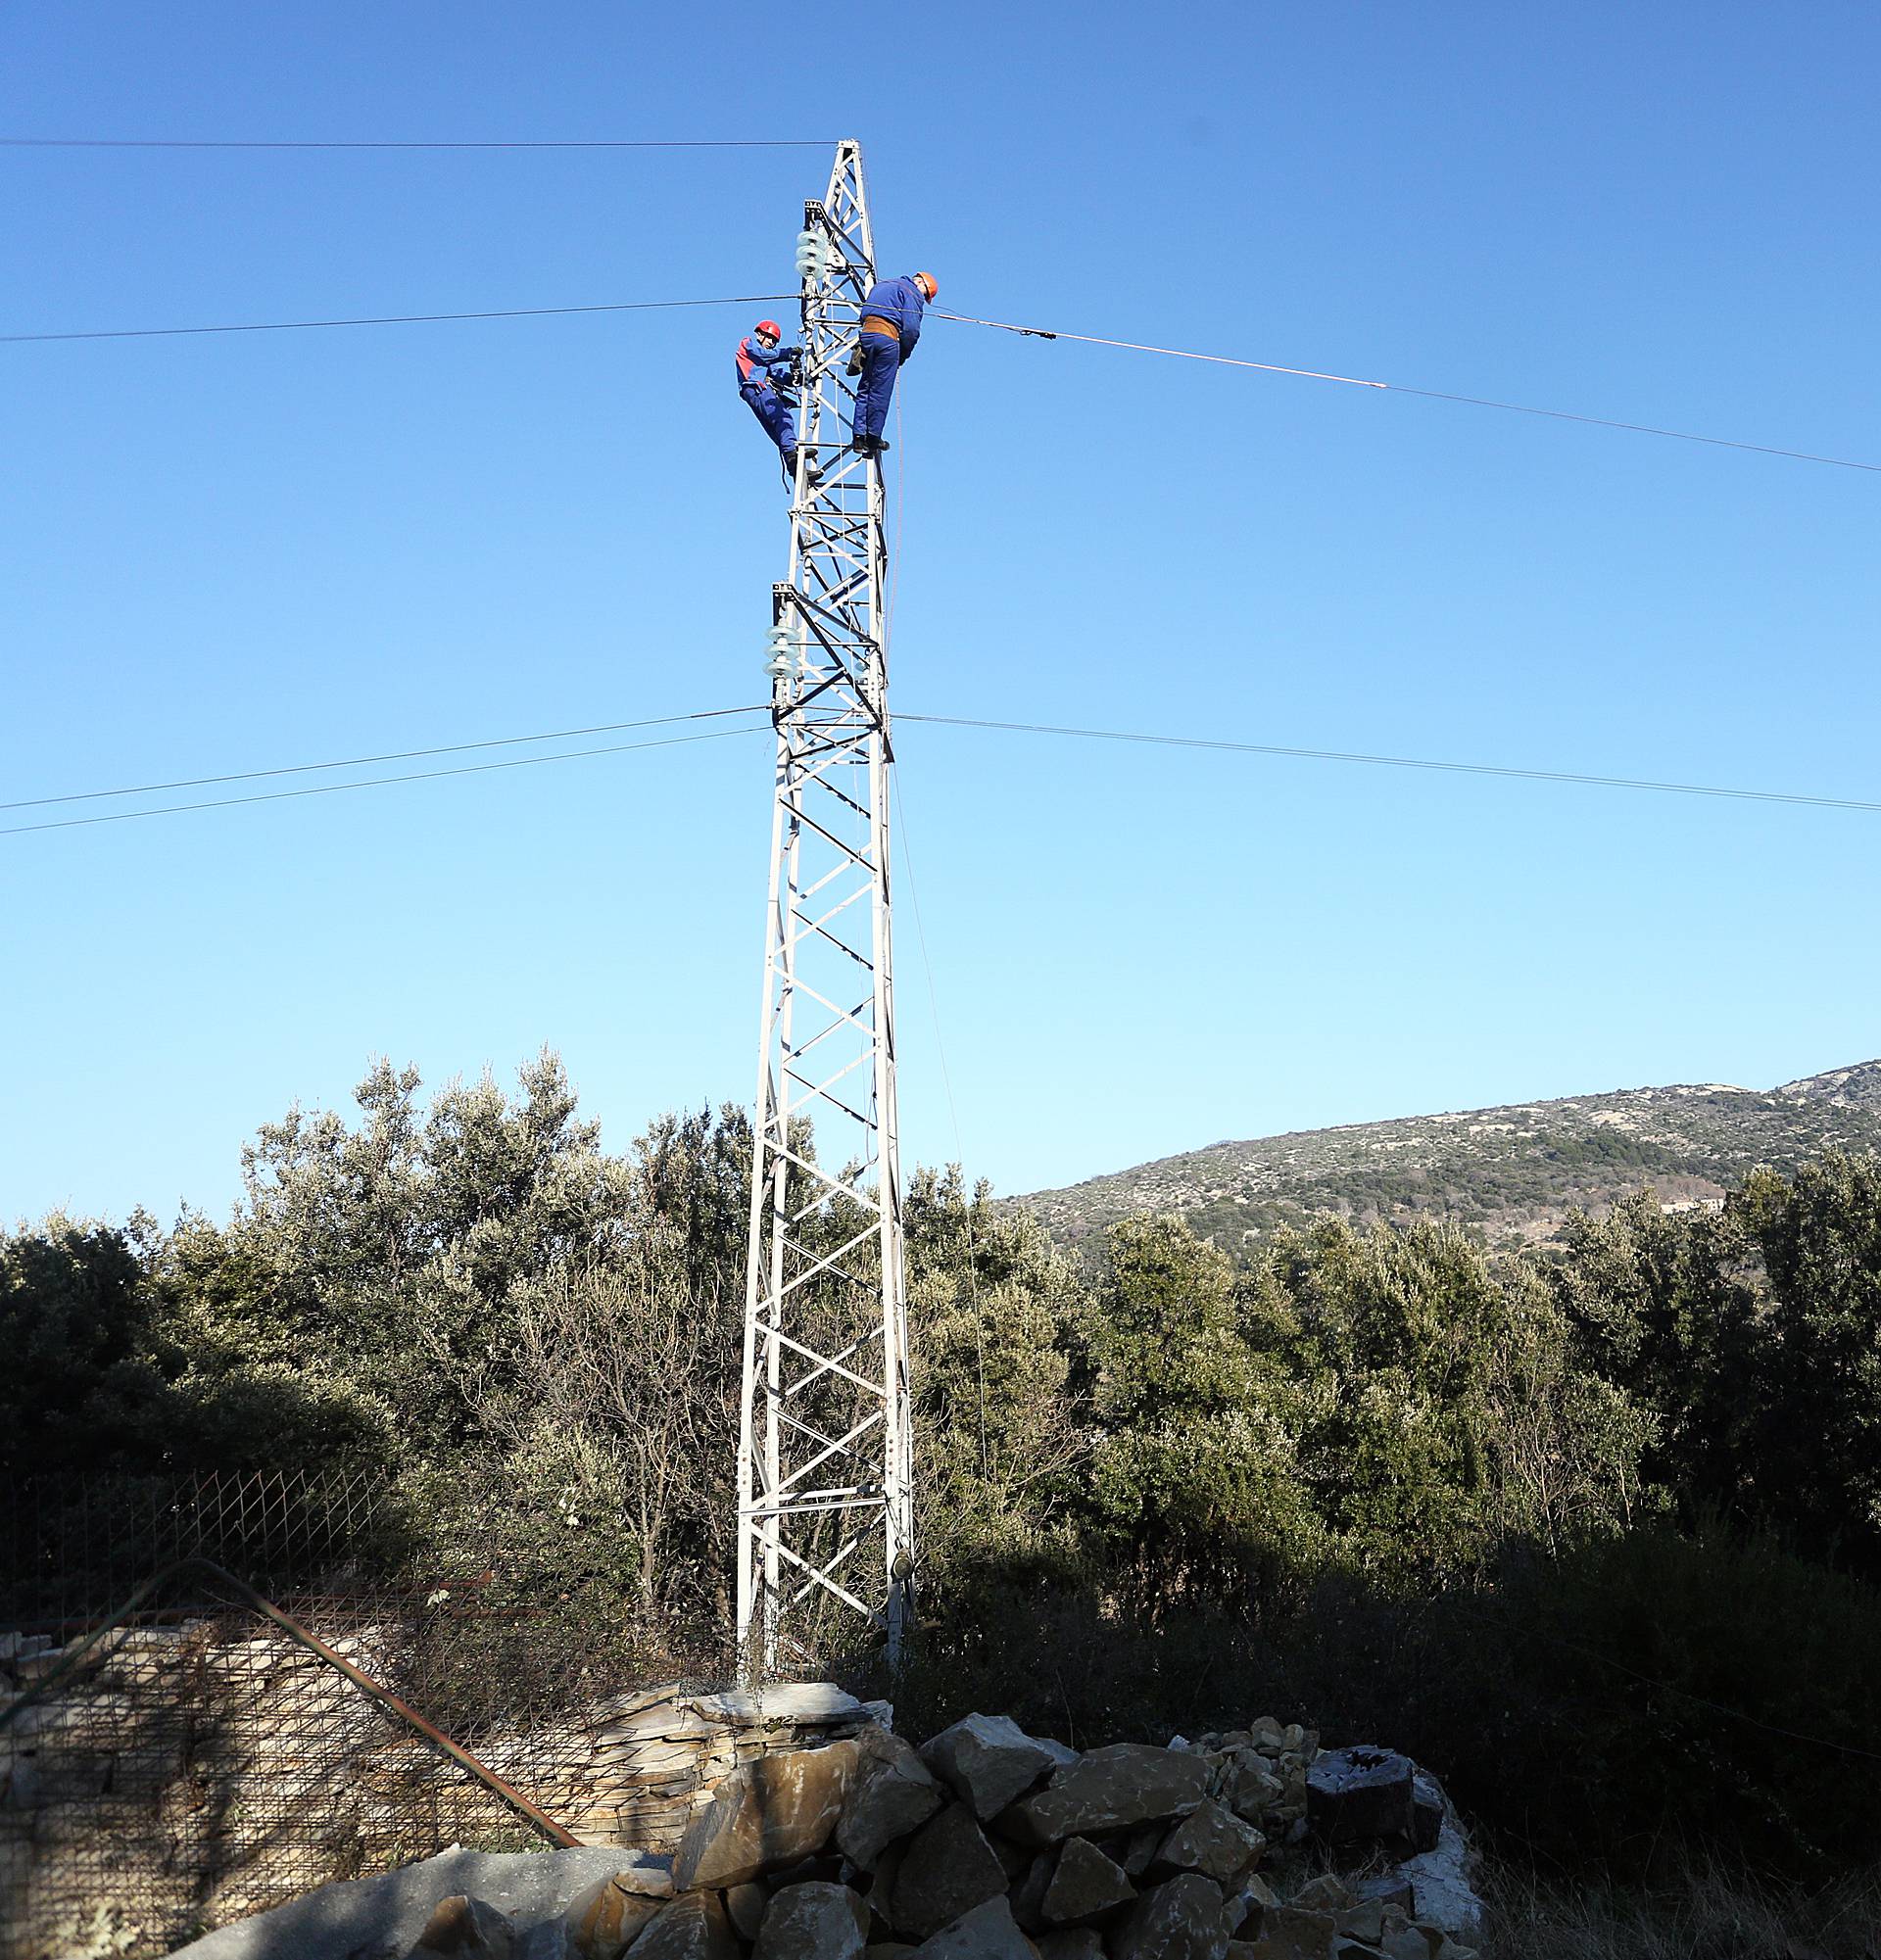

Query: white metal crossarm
[[738, 139, 910, 1680], [748, 1492, 881, 1515]]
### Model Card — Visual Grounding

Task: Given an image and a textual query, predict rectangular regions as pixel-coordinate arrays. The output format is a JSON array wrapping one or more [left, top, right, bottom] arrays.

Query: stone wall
[[0, 1620, 878, 1960], [477, 1682, 888, 1854]]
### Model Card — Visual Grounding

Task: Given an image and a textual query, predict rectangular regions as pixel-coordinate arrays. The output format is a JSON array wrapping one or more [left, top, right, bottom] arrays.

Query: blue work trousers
[[851, 331, 902, 442], [742, 383, 796, 461]]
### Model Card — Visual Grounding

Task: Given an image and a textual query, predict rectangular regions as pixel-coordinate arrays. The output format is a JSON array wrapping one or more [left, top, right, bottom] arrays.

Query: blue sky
[[4, 2, 1877, 1225]]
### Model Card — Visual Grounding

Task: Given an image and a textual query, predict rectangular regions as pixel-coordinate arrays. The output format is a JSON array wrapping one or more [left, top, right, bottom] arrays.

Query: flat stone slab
[[591, 1707, 720, 1745], [683, 1686, 869, 1728], [169, 1846, 658, 1960]]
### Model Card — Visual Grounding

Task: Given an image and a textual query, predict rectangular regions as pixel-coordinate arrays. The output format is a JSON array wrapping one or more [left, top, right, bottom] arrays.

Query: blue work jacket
[[734, 335, 796, 391], [860, 276, 926, 359]]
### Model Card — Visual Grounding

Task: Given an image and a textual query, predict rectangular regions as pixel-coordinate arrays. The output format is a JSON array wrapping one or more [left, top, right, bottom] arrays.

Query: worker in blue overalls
[[736, 318, 813, 488], [850, 271, 937, 458]]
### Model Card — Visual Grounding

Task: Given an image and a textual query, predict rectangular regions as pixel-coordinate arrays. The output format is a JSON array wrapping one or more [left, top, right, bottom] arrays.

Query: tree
[[1087, 1216, 1319, 1592], [904, 1168, 1091, 1572], [1259, 1216, 1644, 1575], [1550, 1190, 1758, 1519], [452, 1227, 740, 1629], [229, 1051, 637, 1455], [627, 1104, 752, 1301], [1735, 1151, 1881, 1561], [0, 1214, 165, 1474]]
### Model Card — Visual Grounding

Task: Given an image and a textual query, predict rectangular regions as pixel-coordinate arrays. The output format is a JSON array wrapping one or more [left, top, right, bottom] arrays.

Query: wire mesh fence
[[0, 1469, 741, 1960]]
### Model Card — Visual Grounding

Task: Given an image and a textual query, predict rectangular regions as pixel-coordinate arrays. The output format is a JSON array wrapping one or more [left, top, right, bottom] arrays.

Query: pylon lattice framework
[[737, 140, 911, 1677]]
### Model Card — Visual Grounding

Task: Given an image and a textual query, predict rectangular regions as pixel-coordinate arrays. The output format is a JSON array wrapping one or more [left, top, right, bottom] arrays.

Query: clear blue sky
[[4, 2, 1878, 1226]]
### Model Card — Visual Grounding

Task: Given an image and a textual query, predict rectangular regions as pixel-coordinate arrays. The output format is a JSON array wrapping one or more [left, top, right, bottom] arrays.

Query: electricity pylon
[[737, 140, 911, 1678]]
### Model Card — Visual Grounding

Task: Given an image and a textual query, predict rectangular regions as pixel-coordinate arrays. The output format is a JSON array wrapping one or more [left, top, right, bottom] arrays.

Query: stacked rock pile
[[384, 1713, 1481, 1960]]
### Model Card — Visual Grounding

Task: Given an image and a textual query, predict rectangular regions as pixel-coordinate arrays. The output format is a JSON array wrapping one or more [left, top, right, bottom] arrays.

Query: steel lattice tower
[[737, 140, 911, 1677]]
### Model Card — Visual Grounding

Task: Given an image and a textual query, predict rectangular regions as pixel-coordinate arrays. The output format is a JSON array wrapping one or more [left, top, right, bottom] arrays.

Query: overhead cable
[[933, 311, 1881, 475], [13, 706, 1881, 839], [11, 280, 1869, 477], [0, 705, 766, 812], [898, 713, 1881, 818], [0, 137, 834, 151], [0, 722, 768, 837], [1, 294, 801, 346]]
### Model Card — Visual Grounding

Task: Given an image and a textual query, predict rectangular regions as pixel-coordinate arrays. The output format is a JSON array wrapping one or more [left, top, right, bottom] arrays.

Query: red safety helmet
[[754, 318, 783, 341], [913, 272, 938, 301]]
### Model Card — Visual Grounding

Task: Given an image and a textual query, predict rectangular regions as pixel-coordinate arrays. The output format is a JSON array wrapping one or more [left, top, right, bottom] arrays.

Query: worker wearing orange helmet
[[850, 271, 937, 458], [735, 318, 811, 488]]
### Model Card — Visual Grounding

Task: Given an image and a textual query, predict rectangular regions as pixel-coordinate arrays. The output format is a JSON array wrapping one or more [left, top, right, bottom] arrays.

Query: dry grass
[[1481, 1860, 1881, 1960]]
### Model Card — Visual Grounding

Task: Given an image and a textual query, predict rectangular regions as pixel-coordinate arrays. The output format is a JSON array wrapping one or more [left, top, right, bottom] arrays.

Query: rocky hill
[[1016, 1061, 1881, 1253]]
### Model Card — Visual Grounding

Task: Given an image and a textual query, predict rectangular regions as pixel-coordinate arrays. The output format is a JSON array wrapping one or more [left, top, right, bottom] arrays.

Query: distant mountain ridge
[[1016, 1061, 1881, 1251]]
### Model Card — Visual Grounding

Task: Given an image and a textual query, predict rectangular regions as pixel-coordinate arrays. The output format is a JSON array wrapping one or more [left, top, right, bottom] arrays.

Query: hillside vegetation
[[1018, 1060, 1881, 1249], [8, 1053, 1881, 1888]]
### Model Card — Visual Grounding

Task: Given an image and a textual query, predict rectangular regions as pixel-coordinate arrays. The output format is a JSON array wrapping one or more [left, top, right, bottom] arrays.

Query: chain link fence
[[1, 1470, 737, 1960]]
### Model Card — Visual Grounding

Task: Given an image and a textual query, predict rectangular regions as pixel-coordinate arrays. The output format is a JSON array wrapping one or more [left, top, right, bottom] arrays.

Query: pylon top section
[[764, 141, 885, 727]]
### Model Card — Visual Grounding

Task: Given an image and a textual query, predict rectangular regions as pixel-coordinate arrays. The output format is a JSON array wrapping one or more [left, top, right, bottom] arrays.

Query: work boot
[[850, 433, 873, 454]]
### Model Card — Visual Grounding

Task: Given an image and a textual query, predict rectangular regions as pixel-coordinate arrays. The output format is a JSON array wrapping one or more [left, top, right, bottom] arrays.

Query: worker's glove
[[845, 343, 864, 376]]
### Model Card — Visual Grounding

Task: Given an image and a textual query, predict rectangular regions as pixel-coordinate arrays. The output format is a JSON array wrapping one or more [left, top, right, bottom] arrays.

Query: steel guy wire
[[1, 294, 805, 345], [0, 705, 767, 812], [0, 723, 769, 837], [897, 713, 1881, 818], [931, 311, 1881, 475]]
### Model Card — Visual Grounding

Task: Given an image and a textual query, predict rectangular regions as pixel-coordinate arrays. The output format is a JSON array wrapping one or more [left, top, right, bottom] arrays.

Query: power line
[[898, 712, 1881, 818], [0, 706, 767, 812], [1, 293, 801, 346], [11, 279, 1869, 479], [934, 311, 1881, 476], [0, 137, 835, 151], [13, 703, 1881, 843], [0, 721, 768, 837]]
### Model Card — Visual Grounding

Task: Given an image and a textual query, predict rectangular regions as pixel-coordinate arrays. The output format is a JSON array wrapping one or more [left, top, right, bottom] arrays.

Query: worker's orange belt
[[859, 315, 900, 339]]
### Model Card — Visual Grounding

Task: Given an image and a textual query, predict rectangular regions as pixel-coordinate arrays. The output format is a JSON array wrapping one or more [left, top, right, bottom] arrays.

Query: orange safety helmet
[[913, 272, 938, 301], [754, 318, 783, 341]]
